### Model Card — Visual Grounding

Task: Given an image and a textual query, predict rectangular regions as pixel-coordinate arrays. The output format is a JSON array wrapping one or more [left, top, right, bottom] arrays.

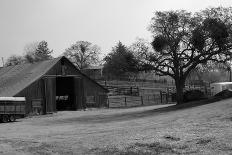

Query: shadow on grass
[[45, 97, 227, 125]]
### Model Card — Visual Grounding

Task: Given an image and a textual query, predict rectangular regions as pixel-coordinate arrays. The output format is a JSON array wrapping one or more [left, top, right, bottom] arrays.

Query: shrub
[[214, 89, 232, 99], [183, 90, 206, 102]]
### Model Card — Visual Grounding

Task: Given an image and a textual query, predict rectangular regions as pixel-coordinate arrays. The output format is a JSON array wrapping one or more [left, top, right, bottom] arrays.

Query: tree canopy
[[129, 38, 153, 64], [144, 7, 232, 104], [5, 40, 53, 66], [103, 41, 139, 78], [24, 40, 53, 63], [5, 55, 24, 67], [64, 41, 101, 70]]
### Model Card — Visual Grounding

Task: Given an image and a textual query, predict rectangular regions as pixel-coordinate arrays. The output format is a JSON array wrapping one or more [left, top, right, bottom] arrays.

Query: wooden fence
[[85, 95, 108, 108], [107, 92, 173, 108], [85, 92, 173, 108]]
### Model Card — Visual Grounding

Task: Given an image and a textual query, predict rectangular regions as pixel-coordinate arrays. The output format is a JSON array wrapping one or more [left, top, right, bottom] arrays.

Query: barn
[[0, 56, 108, 115]]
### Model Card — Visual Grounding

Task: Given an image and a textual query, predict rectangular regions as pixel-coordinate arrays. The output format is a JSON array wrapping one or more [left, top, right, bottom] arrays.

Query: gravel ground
[[0, 100, 231, 155]]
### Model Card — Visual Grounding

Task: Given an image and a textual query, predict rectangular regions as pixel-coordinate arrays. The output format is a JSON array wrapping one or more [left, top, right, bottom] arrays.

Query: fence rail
[[107, 93, 173, 108]]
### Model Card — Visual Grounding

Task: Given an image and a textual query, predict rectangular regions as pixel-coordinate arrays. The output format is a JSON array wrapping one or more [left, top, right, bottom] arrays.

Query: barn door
[[44, 77, 56, 113], [74, 77, 85, 109]]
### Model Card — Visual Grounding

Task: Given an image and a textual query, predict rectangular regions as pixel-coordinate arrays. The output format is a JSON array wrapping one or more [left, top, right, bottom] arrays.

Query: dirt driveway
[[0, 101, 231, 154]]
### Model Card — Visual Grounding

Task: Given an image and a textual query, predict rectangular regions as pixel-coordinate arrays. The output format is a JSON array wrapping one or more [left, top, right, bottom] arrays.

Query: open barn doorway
[[56, 77, 76, 111]]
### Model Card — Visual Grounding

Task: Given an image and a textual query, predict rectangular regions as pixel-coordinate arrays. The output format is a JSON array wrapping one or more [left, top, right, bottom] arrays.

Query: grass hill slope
[[0, 99, 231, 154]]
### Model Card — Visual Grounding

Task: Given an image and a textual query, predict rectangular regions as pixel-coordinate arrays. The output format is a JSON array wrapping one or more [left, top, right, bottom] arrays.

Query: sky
[[0, 0, 232, 66]]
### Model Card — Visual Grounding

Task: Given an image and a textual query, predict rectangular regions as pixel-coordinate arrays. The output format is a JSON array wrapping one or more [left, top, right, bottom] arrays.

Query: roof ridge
[[12, 57, 63, 96], [0, 57, 63, 96]]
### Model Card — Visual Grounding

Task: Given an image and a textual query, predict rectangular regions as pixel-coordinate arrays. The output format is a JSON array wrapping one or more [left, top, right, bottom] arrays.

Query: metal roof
[[211, 82, 232, 85], [0, 57, 62, 97], [0, 97, 25, 101]]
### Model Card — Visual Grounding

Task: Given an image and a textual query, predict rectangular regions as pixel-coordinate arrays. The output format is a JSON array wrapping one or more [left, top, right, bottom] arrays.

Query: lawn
[[0, 99, 231, 155]]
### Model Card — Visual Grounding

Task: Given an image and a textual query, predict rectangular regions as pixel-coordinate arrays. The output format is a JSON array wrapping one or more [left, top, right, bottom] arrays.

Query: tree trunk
[[175, 79, 185, 104]]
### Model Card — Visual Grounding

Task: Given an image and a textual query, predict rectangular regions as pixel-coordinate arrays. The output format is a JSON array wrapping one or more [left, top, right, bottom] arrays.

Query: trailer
[[0, 97, 26, 123]]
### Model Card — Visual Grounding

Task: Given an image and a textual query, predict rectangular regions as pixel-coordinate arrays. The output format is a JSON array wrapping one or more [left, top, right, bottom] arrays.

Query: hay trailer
[[0, 97, 26, 123]]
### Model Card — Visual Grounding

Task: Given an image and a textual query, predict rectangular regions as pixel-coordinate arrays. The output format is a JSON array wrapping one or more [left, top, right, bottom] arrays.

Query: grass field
[[0, 99, 232, 154]]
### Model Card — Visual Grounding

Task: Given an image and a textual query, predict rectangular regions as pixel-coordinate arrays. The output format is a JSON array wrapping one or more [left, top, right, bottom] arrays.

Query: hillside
[[0, 99, 231, 154]]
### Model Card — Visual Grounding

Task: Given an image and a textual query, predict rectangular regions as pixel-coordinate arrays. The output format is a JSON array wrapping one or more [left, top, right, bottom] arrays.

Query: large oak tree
[[145, 7, 232, 104]]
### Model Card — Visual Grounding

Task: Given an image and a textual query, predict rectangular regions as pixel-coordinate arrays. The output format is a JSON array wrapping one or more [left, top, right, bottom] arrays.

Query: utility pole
[[1, 57, 4, 67], [229, 65, 232, 82], [230, 69, 231, 82], [230, 59, 232, 82]]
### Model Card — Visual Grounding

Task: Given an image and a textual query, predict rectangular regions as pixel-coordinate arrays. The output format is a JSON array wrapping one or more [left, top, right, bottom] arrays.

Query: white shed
[[210, 82, 232, 95]]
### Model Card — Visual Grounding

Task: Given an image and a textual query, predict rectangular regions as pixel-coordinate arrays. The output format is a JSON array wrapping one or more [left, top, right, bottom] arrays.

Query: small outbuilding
[[0, 56, 108, 115], [210, 82, 232, 95]]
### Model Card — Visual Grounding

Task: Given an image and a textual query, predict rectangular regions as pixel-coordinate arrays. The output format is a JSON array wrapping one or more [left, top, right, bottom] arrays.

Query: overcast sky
[[0, 0, 232, 66]]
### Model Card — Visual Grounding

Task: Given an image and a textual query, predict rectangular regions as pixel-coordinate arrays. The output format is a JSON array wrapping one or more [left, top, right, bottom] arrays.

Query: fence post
[[125, 97, 127, 107], [107, 96, 110, 108], [137, 87, 139, 96], [154, 94, 156, 104], [160, 91, 163, 104], [141, 96, 144, 105], [166, 92, 168, 104]]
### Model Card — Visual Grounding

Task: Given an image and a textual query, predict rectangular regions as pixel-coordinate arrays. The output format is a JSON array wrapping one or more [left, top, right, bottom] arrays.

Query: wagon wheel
[[9, 115, 16, 122], [2, 115, 9, 123]]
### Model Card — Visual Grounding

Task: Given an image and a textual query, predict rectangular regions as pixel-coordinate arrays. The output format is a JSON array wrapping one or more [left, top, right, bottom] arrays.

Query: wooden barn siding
[[14, 58, 107, 114], [66, 60, 107, 107], [57, 59, 108, 107], [15, 79, 45, 114], [44, 77, 56, 113], [14, 62, 60, 114], [44, 59, 107, 95]]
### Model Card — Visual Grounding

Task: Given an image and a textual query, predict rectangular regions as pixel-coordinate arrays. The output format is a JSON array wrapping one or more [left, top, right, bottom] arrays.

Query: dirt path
[[0, 101, 231, 154]]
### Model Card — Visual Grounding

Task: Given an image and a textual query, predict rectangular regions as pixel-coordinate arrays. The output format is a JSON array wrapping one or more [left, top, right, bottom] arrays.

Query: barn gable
[[0, 57, 108, 114]]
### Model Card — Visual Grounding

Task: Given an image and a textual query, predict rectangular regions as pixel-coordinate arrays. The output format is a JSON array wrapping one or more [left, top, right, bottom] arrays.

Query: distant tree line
[[5, 40, 101, 71], [5, 40, 53, 66]]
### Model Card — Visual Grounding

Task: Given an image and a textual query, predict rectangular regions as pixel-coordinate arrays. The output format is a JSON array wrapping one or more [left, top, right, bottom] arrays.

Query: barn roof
[[0, 56, 107, 97], [0, 57, 62, 97]]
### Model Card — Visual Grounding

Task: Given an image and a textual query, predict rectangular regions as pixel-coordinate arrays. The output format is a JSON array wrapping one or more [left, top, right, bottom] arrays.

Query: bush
[[171, 93, 177, 102], [214, 89, 232, 99], [183, 90, 206, 102]]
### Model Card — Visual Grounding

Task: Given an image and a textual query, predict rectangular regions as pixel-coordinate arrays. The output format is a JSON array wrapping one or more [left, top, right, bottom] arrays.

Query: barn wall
[[50, 59, 107, 97], [60, 59, 108, 107], [15, 79, 45, 114], [14, 58, 108, 114]]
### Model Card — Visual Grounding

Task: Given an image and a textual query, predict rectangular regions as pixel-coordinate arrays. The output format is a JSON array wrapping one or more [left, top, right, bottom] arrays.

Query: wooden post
[[166, 92, 168, 104], [141, 96, 144, 105], [125, 97, 127, 107], [137, 87, 139, 96], [160, 91, 162, 104], [1, 57, 4, 67], [154, 94, 156, 104], [107, 97, 110, 108]]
